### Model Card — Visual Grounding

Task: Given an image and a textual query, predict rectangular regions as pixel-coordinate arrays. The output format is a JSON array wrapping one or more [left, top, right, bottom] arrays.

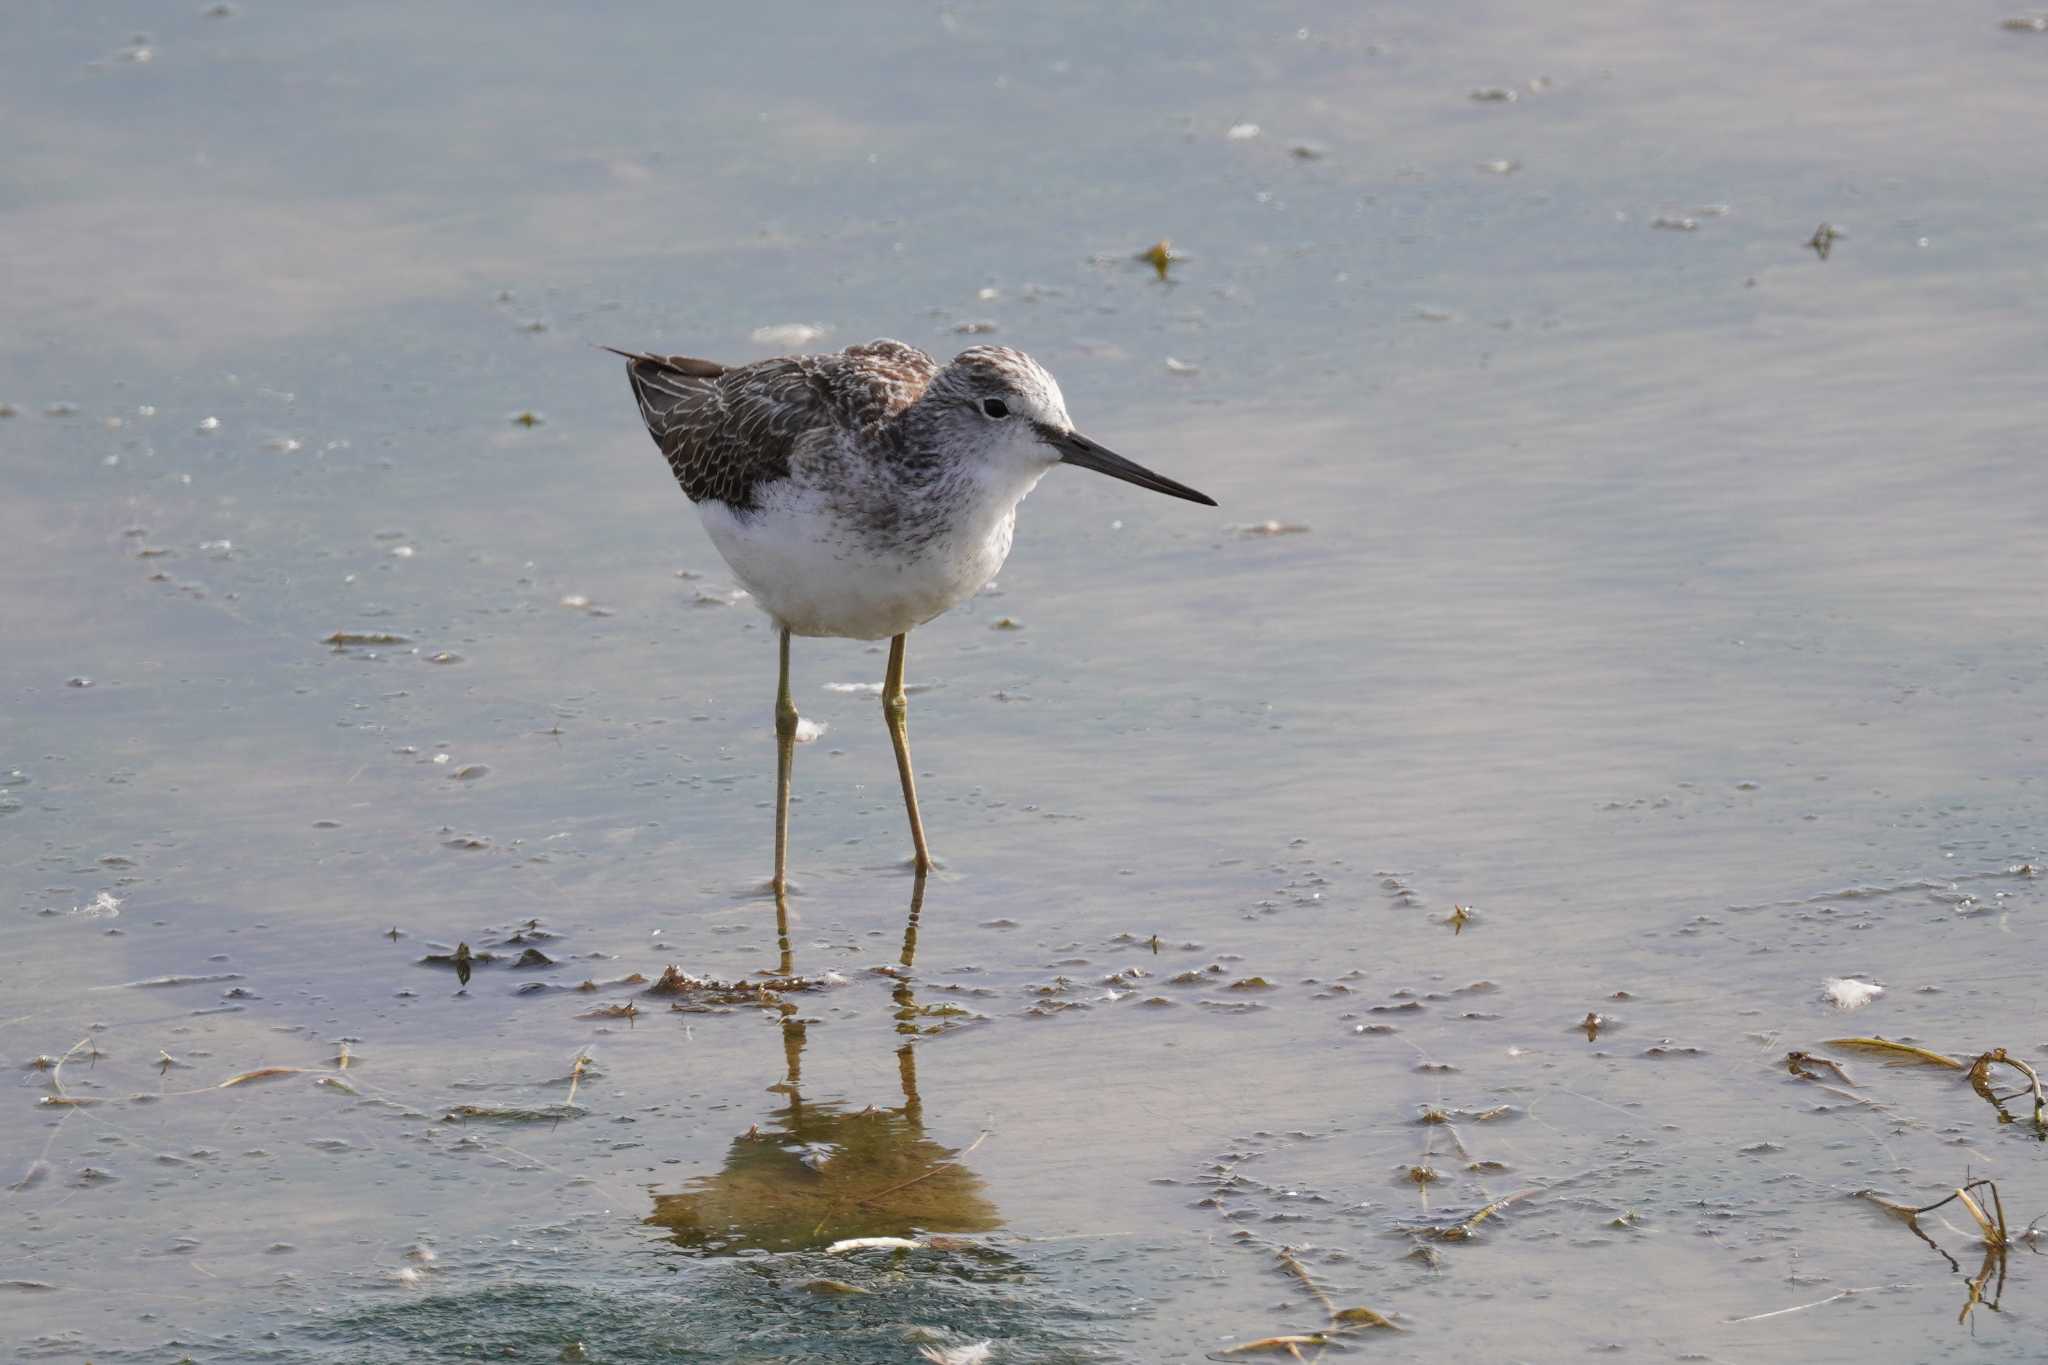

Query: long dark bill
[[1047, 427, 1217, 506]]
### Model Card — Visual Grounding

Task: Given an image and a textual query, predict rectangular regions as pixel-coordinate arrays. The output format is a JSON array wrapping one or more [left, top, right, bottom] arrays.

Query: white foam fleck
[[917, 1342, 994, 1365]]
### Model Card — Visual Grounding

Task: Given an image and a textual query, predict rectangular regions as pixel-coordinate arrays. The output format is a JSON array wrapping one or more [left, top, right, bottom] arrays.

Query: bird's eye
[[979, 398, 1010, 419]]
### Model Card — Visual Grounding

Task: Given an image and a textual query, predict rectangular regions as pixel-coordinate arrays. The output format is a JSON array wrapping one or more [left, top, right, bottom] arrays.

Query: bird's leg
[[883, 634, 934, 874], [772, 626, 798, 896]]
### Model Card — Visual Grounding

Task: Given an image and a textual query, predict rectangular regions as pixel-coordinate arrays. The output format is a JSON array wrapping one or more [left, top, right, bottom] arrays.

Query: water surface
[[4, 2, 2044, 1360]]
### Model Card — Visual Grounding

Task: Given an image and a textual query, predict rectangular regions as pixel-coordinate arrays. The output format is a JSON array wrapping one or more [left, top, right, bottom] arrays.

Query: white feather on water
[[826, 1236, 922, 1254], [1822, 978, 1884, 1010]]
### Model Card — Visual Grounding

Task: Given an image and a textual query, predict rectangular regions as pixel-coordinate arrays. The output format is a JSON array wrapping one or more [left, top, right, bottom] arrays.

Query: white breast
[[697, 474, 1034, 640]]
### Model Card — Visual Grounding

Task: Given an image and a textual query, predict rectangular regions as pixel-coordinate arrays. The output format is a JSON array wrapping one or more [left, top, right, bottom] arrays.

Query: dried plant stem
[[1824, 1037, 1966, 1069], [565, 1051, 591, 1108], [1274, 1245, 1336, 1319]]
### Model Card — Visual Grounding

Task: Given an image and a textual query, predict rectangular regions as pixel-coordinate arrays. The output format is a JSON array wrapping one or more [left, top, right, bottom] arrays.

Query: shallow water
[[4, 1, 2045, 1361]]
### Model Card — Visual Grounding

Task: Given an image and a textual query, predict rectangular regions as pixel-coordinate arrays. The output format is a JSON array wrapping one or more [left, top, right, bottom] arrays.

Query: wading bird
[[611, 339, 1214, 893]]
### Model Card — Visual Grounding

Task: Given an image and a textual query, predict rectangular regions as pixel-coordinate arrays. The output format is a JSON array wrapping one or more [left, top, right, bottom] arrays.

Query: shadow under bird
[[609, 338, 1215, 893]]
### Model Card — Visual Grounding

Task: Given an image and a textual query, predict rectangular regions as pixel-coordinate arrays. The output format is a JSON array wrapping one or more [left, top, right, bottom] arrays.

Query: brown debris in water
[[419, 944, 491, 986], [1824, 1036, 2046, 1136], [1397, 1187, 1540, 1243], [1212, 1241, 1404, 1357], [645, 963, 827, 1011], [1215, 1334, 1329, 1357], [1965, 1048, 2047, 1136], [218, 1066, 313, 1087], [1849, 1177, 2034, 1327], [1824, 1035, 1965, 1069], [323, 631, 411, 647], [1785, 1050, 1853, 1084], [1138, 239, 1177, 281]]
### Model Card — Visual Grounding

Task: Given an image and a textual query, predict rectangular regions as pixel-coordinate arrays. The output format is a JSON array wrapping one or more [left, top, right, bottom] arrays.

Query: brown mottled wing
[[611, 340, 938, 513]]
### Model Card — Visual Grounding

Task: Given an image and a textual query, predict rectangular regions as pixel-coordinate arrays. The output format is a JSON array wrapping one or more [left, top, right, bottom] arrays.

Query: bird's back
[[615, 340, 940, 514]]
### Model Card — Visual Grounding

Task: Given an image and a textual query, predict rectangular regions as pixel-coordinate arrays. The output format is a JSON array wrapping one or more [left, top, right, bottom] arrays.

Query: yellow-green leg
[[883, 634, 934, 874], [772, 626, 797, 896]]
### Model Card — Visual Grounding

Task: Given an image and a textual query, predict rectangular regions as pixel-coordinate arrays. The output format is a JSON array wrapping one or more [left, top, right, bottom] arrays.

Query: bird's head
[[921, 346, 1216, 506]]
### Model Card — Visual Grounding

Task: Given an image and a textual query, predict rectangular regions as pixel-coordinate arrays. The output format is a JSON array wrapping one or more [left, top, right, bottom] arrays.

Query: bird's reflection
[[647, 874, 1000, 1254]]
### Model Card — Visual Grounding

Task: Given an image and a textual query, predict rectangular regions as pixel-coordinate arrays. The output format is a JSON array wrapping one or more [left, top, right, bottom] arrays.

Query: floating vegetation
[[1825, 1035, 1964, 1069], [219, 1066, 313, 1087], [1211, 1241, 1402, 1358], [1967, 1048, 2046, 1136], [1821, 1038, 2046, 1136], [565, 1051, 592, 1108], [645, 964, 828, 1011], [323, 631, 411, 647], [420, 943, 491, 986], [439, 1102, 586, 1124], [1836, 1178, 2035, 1327], [1784, 1050, 1853, 1084], [1397, 1186, 1538, 1242], [1216, 1333, 1330, 1357]]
